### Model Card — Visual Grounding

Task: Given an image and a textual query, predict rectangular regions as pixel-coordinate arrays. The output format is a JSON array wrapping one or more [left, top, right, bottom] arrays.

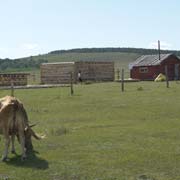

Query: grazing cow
[[0, 96, 41, 161]]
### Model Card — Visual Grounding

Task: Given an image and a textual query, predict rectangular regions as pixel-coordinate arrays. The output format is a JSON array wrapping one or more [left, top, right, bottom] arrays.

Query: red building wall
[[130, 56, 180, 80], [130, 66, 159, 80]]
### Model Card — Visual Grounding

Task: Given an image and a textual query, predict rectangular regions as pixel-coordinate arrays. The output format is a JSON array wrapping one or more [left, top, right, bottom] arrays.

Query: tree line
[[0, 57, 47, 72], [49, 47, 180, 56], [0, 47, 180, 72]]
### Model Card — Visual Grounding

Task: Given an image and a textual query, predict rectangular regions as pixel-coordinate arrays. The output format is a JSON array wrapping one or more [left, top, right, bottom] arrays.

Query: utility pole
[[158, 40, 161, 61]]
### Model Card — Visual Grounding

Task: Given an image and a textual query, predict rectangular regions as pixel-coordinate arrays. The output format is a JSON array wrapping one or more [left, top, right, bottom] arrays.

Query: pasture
[[0, 81, 180, 180]]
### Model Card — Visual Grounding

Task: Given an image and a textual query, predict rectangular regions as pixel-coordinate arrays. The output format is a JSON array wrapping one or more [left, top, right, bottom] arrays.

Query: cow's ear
[[24, 126, 28, 131]]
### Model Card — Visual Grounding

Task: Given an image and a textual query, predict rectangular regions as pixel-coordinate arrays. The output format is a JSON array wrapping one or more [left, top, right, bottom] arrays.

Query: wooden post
[[33, 73, 36, 82], [121, 68, 124, 92], [117, 69, 120, 80], [165, 65, 169, 88], [70, 72, 74, 95], [11, 81, 14, 97]]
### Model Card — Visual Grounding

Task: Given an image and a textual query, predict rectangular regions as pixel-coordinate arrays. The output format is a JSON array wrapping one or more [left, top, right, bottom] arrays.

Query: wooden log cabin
[[41, 61, 114, 84], [41, 62, 75, 84], [74, 61, 114, 82]]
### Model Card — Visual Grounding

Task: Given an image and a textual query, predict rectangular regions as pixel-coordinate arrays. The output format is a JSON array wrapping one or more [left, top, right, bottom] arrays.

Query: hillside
[[34, 52, 140, 71], [0, 47, 180, 73], [49, 47, 180, 56]]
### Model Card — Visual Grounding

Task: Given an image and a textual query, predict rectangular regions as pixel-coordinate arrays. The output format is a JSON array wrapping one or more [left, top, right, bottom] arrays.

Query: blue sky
[[0, 0, 180, 58]]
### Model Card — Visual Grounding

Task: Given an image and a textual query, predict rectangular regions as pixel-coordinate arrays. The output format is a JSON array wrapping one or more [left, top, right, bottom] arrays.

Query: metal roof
[[130, 53, 177, 67], [41, 62, 75, 65]]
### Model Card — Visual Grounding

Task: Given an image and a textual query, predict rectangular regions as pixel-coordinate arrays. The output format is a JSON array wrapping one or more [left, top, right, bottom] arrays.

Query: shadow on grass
[[5, 151, 49, 170]]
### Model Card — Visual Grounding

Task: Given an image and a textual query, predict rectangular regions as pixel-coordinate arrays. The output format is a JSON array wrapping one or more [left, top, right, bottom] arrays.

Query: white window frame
[[139, 67, 148, 73]]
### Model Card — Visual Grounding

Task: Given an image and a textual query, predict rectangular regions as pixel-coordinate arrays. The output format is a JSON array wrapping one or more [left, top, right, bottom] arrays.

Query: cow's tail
[[12, 102, 18, 134]]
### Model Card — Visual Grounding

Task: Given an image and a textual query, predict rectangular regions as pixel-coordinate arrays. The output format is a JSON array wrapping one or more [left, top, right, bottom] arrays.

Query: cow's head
[[24, 124, 42, 152]]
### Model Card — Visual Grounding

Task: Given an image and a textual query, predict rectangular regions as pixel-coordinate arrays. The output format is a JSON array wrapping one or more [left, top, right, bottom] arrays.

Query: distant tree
[[49, 47, 180, 56], [0, 47, 180, 72], [0, 57, 48, 72]]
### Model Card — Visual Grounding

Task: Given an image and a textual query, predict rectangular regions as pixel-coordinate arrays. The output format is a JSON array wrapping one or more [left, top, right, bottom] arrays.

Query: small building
[[74, 61, 114, 82], [129, 54, 180, 80], [41, 62, 75, 84], [41, 61, 114, 84], [0, 73, 29, 86]]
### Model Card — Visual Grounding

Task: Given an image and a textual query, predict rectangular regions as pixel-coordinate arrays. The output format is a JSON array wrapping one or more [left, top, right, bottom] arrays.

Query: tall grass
[[0, 81, 180, 179]]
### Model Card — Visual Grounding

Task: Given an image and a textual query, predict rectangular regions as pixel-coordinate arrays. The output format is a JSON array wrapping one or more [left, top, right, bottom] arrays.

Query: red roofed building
[[129, 54, 180, 80]]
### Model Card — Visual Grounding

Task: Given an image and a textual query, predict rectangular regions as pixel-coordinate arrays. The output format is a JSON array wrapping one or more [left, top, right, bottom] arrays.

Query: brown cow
[[0, 96, 41, 161]]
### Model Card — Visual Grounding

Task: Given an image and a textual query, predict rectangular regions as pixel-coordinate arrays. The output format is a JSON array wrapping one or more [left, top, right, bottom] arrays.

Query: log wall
[[41, 61, 114, 84], [41, 62, 75, 84], [0, 73, 29, 86], [75, 61, 114, 82]]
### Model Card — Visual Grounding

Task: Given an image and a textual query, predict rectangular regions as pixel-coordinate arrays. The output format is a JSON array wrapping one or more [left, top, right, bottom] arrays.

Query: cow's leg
[[11, 135, 16, 154], [2, 135, 10, 161], [19, 134, 27, 161]]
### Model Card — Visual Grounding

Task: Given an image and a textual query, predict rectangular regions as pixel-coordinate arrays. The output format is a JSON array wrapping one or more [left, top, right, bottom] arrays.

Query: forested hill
[[0, 57, 47, 72], [0, 47, 180, 72], [49, 47, 180, 56]]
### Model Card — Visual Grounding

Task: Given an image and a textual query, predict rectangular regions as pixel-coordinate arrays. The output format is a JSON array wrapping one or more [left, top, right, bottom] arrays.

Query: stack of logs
[[0, 73, 29, 86], [41, 61, 114, 84], [41, 62, 75, 84]]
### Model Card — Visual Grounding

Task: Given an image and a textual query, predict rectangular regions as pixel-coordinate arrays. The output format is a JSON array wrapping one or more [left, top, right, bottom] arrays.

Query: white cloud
[[0, 43, 42, 59], [18, 43, 41, 58], [0, 47, 11, 58], [22, 43, 40, 50], [0, 47, 9, 53], [148, 41, 173, 50]]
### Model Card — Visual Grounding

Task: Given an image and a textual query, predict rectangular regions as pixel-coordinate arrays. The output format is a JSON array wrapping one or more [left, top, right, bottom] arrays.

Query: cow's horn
[[29, 123, 37, 128], [33, 133, 41, 140], [31, 130, 45, 140]]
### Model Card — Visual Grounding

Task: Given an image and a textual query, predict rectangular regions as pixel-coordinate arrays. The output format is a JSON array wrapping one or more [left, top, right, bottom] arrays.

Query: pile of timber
[[41, 61, 114, 84], [41, 62, 74, 84], [75, 61, 114, 81], [0, 73, 29, 86]]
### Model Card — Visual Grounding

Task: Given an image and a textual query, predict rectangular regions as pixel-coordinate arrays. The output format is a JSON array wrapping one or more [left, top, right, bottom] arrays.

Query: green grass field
[[0, 81, 180, 180]]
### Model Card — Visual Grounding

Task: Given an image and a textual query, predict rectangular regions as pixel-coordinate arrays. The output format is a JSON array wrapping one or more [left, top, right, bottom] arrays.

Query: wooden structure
[[74, 61, 114, 82], [0, 73, 29, 86], [41, 61, 114, 84], [129, 54, 180, 80], [41, 62, 74, 84]]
